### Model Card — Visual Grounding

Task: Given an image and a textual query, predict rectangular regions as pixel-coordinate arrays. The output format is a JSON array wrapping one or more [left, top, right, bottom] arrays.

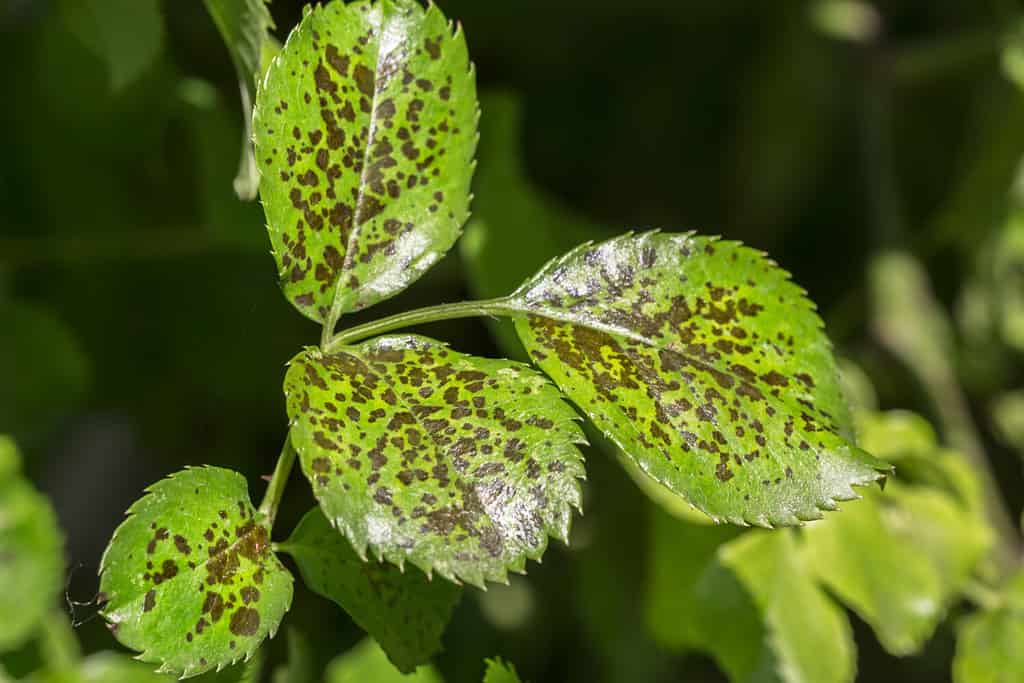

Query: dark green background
[[2, 1, 1022, 681]]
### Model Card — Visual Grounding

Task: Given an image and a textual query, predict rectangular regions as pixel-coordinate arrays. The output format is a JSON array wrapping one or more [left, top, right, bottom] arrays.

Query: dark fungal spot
[[143, 589, 156, 613], [230, 607, 260, 636]]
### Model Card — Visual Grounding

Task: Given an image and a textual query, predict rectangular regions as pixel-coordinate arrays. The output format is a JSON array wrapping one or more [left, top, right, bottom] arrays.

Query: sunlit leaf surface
[[255, 0, 477, 323], [284, 335, 585, 586], [99, 468, 292, 677]]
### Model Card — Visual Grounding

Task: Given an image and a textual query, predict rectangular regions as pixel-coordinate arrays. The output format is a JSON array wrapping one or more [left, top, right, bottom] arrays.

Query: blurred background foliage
[[4, 0, 1024, 681]]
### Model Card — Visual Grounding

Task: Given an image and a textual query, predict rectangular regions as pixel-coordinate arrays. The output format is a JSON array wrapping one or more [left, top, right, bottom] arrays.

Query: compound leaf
[[510, 232, 888, 525], [954, 572, 1024, 683], [0, 437, 64, 652], [482, 658, 522, 683], [99, 467, 293, 678], [280, 507, 461, 672], [202, 0, 276, 199], [255, 0, 477, 323], [284, 335, 586, 586], [721, 529, 857, 683], [327, 639, 443, 683]]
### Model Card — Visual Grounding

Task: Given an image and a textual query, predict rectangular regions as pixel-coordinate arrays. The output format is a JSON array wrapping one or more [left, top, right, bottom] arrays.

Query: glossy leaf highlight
[[284, 335, 586, 586], [99, 467, 293, 677], [255, 0, 478, 323], [511, 232, 888, 525]]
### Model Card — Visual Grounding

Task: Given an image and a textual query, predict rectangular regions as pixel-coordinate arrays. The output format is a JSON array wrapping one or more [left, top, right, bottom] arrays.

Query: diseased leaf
[[202, 0, 276, 200], [720, 529, 857, 683], [61, 0, 164, 91], [482, 658, 522, 683], [254, 0, 478, 323], [510, 232, 888, 525], [99, 467, 293, 677], [326, 639, 443, 683], [284, 335, 586, 586], [954, 572, 1024, 683], [280, 507, 461, 672], [0, 437, 64, 652]]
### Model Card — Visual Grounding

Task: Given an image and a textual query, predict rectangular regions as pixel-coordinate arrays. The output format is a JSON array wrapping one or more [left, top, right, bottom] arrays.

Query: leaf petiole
[[258, 436, 298, 529], [323, 297, 518, 352]]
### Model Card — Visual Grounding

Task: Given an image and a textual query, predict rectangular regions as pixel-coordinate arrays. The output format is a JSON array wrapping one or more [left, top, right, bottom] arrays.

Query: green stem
[[324, 297, 519, 351], [258, 437, 297, 529]]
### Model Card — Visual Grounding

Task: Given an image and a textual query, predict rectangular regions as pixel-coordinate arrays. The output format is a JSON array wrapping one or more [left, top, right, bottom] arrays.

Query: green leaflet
[[284, 335, 586, 586], [270, 627, 313, 683], [803, 483, 991, 655], [0, 437, 64, 652], [279, 507, 461, 672], [510, 232, 889, 525], [954, 572, 1024, 683], [25, 652, 262, 683], [60, 0, 164, 91], [326, 639, 443, 683], [202, 0, 276, 200], [644, 509, 770, 682], [99, 467, 293, 677], [254, 0, 478, 324], [721, 530, 857, 683], [482, 658, 522, 683]]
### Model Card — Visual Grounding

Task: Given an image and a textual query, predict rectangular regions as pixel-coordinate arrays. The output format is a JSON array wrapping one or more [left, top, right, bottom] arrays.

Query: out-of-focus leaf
[[838, 358, 878, 413], [99, 468, 293, 677], [512, 232, 888, 526], [271, 627, 313, 683], [254, 0, 478, 323], [644, 509, 769, 682], [280, 507, 460, 672], [953, 572, 1024, 683], [179, 78, 268, 250], [804, 408, 992, 654], [811, 0, 880, 43], [957, 210, 1024, 354], [0, 437, 64, 652], [460, 91, 607, 358], [870, 250, 956, 389], [325, 639, 443, 683], [482, 658, 522, 683], [202, 0, 275, 200], [720, 529, 857, 683], [855, 410, 938, 463], [991, 391, 1024, 456], [284, 336, 586, 586], [60, 0, 164, 91], [0, 299, 90, 442]]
